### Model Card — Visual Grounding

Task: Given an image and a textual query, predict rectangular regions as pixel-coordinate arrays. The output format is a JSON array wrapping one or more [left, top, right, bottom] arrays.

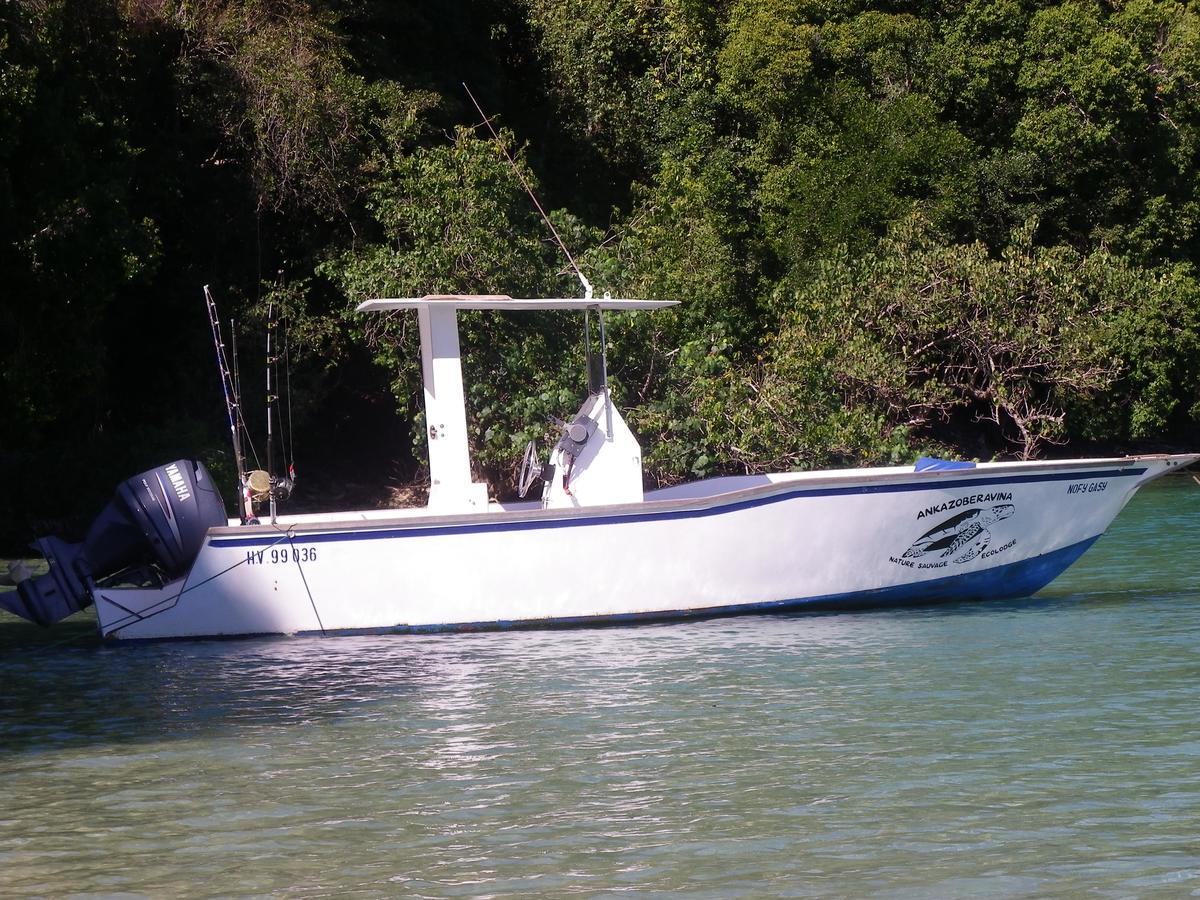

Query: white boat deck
[[223, 455, 1162, 531]]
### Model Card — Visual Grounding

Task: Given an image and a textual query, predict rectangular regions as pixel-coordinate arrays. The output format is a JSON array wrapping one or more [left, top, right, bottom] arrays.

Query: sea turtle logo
[[902, 504, 1015, 564]]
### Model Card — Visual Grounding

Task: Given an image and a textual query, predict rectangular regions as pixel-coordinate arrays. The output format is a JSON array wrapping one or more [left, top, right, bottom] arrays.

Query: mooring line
[[280, 524, 325, 636], [104, 531, 293, 634]]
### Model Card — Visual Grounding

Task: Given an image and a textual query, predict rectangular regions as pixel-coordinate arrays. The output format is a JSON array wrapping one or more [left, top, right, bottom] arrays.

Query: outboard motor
[[1, 459, 226, 626]]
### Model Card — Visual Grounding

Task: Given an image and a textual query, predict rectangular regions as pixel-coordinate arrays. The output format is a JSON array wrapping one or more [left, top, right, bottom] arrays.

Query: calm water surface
[[2, 478, 1198, 897]]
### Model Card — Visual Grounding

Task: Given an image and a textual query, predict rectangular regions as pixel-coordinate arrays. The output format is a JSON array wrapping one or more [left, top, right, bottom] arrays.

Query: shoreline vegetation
[[3, 0, 1199, 551]]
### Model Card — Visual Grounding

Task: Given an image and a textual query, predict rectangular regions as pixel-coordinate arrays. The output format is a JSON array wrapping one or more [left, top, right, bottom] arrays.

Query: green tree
[[741, 216, 1199, 463]]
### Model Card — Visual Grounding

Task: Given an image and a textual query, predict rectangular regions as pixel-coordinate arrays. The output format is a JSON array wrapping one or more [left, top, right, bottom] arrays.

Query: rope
[[283, 524, 323, 635], [102, 526, 325, 638], [101, 531, 292, 633]]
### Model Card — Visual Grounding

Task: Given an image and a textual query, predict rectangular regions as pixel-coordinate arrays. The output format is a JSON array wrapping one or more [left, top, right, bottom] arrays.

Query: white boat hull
[[92, 454, 1195, 640]]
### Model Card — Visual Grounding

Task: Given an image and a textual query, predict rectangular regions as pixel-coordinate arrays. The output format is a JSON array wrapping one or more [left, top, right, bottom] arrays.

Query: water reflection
[[1, 568, 1198, 893], [3, 475, 1197, 761], [0, 593, 1172, 762]]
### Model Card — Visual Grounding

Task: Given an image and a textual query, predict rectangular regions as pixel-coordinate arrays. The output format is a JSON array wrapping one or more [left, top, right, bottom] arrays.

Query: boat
[[2, 292, 1195, 640]]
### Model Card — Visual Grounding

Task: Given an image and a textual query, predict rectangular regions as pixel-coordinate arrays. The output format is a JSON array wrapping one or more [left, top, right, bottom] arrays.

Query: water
[[1, 478, 1198, 897]]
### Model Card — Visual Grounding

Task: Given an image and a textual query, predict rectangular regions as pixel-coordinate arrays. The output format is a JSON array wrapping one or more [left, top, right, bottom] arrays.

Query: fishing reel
[[273, 475, 295, 501], [246, 469, 295, 503]]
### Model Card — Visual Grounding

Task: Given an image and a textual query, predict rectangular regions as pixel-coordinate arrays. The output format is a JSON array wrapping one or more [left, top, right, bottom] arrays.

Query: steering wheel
[[517, 439, 543, 498]]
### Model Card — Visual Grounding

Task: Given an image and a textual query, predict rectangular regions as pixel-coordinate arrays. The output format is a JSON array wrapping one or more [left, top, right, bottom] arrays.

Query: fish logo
[[902, 504, 1015, 564]]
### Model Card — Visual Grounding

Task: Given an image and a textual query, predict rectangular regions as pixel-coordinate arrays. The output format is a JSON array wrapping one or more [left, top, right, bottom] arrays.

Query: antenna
[[462, 82, 593, 299], [461, 85, 616, 441]]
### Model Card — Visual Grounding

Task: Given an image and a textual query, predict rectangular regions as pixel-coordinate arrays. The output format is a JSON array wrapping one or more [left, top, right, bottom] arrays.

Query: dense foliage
[[2, 0, 1198, 543]]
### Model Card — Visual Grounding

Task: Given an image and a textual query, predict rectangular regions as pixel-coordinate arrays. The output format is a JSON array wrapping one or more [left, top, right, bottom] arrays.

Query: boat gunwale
[[205, 453, 1193, 543]]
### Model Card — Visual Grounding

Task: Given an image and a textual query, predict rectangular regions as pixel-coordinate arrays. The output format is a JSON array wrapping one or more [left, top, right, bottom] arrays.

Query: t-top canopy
[[357, 295, 679, 312]]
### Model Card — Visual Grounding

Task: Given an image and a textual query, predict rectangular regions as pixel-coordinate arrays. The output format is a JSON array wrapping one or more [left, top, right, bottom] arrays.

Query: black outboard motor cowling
[[2, 460, 226, 626]]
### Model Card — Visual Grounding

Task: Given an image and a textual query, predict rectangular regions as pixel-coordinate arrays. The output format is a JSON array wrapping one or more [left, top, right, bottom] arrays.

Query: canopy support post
[[418, 305, 488, 512]]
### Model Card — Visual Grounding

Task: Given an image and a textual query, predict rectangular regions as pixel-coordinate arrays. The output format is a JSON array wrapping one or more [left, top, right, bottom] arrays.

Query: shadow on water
[[0, 613, 438, 758], [0, 595, 1168, 760]]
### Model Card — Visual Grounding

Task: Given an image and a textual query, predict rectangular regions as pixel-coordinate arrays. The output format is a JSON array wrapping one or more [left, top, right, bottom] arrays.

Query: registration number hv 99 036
[[246, 546, 318, 565]]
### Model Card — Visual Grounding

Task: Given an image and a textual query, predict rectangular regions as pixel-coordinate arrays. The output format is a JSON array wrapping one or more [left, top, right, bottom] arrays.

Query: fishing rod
[[264, 299, 295, 525], [231, 318, 243, 473], [266, 300, 278, 523], [233, 316, 270, 522], [204, 285, 255, 522], [230, 318, 253, 519], [282, 312, 297, 490]]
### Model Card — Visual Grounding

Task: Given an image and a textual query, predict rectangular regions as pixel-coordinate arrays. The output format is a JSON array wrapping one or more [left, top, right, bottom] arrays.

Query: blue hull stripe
[[289, 536, 1100, 637], [211, 468, 1144, 549]]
